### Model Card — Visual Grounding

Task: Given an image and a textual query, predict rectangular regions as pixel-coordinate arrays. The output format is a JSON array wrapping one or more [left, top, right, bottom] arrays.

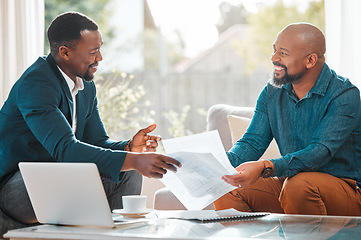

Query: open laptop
[[19, 162, 147, 229]]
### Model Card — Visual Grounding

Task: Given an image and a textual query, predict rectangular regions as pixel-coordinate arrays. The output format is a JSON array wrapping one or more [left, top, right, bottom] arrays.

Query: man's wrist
[[125, 140, 132, 151], [261, 160, 274, 178]]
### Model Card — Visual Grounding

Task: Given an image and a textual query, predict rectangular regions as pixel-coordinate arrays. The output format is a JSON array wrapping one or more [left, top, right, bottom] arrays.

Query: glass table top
[[5, 213, 361, 239]]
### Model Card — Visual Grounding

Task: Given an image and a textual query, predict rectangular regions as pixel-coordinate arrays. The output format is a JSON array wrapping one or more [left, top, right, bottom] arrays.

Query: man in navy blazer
[[0, 12, 180, 224]]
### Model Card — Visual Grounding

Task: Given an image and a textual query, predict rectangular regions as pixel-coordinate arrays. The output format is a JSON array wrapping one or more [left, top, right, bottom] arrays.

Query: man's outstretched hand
[[129, 124, 161, 153], [123, 152, 182, 179]]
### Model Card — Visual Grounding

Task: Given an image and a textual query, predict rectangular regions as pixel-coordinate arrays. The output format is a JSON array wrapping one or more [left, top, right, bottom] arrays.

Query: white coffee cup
[[122, 195, 147, 213]]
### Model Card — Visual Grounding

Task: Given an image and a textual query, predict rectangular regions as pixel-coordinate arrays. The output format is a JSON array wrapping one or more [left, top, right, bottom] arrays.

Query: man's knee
[[215, 177, 285, 213], [214, 189, 252, 212], [0, 172, 37, 224], [120, 170, 142, 185], [280, 172, 327, 214], [280, 173, 311, 201], [119, 170, 142, 194]]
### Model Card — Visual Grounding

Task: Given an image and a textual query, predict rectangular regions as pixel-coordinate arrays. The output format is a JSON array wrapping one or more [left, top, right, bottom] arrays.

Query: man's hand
[[122, 152, 182, 179], [222, 161, 264, 188], [129, 124, 161, 153]]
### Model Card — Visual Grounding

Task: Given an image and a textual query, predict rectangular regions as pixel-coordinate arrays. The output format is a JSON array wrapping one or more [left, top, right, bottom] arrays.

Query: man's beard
[[270, 63, 305, 88], [82, 62, 97, 82], [82, 69, 93, 82]]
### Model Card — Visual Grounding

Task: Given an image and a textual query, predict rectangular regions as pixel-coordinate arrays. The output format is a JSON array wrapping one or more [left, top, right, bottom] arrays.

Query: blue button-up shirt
[[227, 63, 361, 186]]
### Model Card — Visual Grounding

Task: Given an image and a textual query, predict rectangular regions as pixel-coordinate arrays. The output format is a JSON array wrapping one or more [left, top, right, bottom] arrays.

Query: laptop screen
[[19, 162, 115, 228]]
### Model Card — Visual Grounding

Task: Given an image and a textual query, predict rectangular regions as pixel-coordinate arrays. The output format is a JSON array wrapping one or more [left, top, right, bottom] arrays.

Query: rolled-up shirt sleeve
[[227, 86, 274, 168]]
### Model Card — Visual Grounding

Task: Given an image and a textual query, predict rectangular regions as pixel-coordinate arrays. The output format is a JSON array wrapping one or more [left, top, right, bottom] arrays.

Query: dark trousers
[[0, 170, 142, 224]]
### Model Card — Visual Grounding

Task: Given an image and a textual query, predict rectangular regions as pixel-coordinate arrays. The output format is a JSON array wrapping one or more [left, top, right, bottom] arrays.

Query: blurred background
[[2, 0, 359, 142]]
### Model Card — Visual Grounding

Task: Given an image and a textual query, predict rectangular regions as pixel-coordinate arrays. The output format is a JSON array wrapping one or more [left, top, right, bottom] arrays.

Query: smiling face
[[270, 28, 310, 87], [64, 29, 103, 81]]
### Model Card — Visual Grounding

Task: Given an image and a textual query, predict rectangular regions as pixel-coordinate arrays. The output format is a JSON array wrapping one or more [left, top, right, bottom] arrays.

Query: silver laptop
[[19, 162, 146, 229]]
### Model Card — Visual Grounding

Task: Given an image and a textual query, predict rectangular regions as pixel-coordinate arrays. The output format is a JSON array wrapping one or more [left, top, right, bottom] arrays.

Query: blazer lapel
[[46, 54, 74, 126], [75, 91, 85, 139]]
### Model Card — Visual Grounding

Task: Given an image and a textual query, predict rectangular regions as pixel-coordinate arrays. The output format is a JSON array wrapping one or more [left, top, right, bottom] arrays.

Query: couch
[[149, 104, 281, 210]]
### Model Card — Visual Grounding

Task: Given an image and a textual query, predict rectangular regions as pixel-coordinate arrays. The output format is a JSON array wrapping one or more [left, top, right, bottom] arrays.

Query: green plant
[[163, 105, 207, 138], [163, 105, 192, 138], [96, 71, 155, 139]]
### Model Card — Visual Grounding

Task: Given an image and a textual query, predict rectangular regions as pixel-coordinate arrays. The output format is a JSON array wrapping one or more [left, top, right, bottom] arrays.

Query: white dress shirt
[[57, 66, 84, 133]]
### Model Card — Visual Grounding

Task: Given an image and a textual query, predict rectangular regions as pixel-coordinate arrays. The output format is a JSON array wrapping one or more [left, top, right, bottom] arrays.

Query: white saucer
[[113, 208, 153, 218]]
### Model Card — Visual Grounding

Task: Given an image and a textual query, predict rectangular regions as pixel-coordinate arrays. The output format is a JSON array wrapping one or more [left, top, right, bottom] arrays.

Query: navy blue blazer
[[0, 54, 128, 186]]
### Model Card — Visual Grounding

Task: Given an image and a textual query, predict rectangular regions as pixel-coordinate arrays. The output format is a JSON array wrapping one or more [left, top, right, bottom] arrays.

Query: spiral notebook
[[156, 209, 269, 223]]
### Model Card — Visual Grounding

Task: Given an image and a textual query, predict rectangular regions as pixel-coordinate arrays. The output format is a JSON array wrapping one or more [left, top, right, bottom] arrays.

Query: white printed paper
[[161, 131, 237, 210], [162, 130, 236, 172]]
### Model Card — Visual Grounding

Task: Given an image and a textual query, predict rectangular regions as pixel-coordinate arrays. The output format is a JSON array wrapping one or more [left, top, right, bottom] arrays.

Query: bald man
[[215, 23, 361, 216]]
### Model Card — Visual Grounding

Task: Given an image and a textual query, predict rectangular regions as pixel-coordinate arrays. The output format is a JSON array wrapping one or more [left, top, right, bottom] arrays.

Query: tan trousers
[[214, 172, 361, 216]]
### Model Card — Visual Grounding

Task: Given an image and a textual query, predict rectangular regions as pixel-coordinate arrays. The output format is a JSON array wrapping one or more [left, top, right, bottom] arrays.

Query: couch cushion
[[227, 115, 281, 159], [207, 104, 254, 151], [153, 187, 215, 210]]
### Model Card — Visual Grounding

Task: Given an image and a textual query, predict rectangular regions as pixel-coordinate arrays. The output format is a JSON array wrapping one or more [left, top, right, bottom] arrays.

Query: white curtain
[[325, 0, 361, 89], [0, 0, 44, 105]]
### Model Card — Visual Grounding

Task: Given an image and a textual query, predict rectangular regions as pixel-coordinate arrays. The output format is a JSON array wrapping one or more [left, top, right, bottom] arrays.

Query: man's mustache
[[89, 62, 98, 68], [272, 62, 287, 69]]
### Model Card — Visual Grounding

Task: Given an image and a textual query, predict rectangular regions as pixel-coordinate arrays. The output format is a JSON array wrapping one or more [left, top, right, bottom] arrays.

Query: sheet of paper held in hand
[[161, 130, 238, 210]]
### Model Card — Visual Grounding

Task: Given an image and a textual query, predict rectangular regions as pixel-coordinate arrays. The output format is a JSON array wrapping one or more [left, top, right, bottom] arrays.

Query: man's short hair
[[47, 12, 98, 55]]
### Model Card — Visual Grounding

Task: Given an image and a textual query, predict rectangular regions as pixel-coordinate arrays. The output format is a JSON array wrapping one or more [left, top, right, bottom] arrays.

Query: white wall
[[325, 0, 361, 88]]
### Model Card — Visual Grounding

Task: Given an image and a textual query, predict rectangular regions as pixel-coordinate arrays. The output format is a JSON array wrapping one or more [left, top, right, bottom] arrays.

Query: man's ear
[[58, 46, 70, 60], [305, 53, 318, 69]]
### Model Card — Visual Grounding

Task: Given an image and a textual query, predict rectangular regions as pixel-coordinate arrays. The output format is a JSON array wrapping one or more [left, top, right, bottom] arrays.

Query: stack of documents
[[161, 131, 238, 210]]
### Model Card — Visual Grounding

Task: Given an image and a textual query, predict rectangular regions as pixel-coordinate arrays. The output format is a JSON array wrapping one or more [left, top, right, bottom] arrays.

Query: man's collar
[[307, 63, 331, 97], [57, 66, 84, 96], [283, 63, 331, 97]]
